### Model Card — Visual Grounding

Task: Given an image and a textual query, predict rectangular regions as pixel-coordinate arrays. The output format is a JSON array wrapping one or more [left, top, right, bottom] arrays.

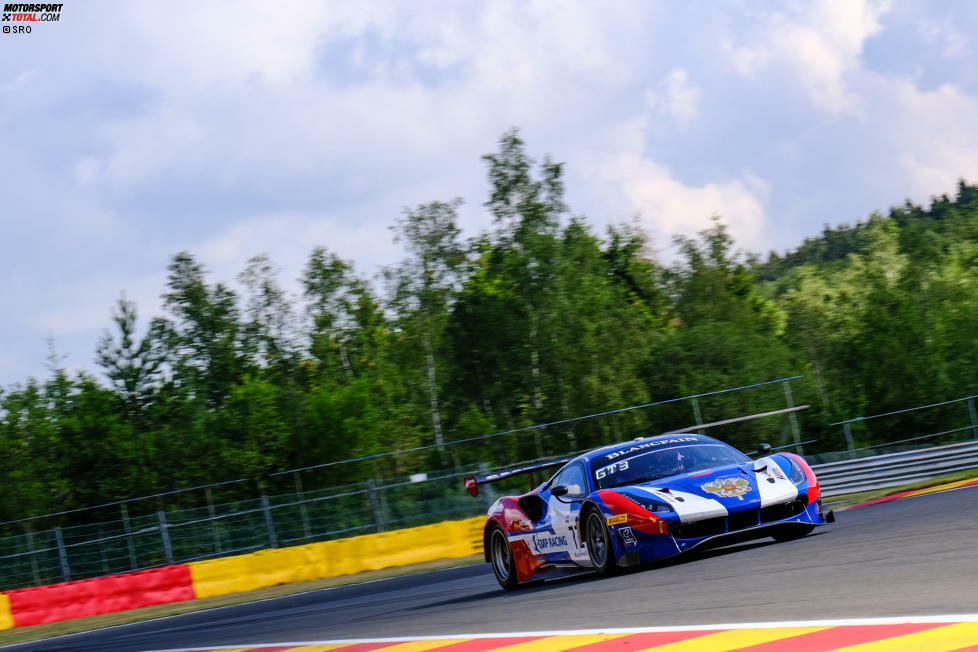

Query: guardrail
[[814, 441, 978, 497]]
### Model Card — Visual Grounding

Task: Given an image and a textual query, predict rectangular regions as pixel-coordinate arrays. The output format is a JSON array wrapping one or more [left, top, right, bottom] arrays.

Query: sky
[[1, 0, 977, 389]]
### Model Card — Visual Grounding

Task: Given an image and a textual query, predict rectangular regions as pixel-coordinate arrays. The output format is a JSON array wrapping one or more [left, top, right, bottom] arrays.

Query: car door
[[539, 462, 590, 565]]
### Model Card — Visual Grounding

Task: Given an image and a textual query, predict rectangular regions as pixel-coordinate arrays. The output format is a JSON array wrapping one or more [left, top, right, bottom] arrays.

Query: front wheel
[[584, 509, 617, 575], [487, 524, 519, 590]]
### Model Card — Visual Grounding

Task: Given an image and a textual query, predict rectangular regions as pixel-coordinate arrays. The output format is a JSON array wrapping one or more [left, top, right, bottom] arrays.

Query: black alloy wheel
[[585, 509, 617, 575], [488, 524, 519, 590]]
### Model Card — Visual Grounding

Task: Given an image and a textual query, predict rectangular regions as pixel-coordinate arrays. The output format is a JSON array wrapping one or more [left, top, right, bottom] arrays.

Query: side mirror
[[551, 485, 569, 497], [757, 442, 772, 457]]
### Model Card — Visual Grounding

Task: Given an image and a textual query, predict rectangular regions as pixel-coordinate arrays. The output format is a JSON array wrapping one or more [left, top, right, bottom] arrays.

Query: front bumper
[[612, 496, 827, 566]]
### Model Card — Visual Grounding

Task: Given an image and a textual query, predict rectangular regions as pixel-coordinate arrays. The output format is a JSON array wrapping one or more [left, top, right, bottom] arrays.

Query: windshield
[[591, 443, 750, 489]]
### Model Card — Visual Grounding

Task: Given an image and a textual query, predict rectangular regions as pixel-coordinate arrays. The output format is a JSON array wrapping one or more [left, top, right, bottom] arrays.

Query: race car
[[464, 433, 833, 589]]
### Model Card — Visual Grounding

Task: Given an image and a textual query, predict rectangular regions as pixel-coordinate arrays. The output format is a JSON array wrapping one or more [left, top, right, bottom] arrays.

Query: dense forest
[[4, 130, 978, 526]]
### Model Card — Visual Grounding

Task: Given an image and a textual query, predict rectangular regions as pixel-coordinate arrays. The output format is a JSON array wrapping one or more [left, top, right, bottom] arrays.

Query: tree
[[302, 247, 358, 376], [386, 199, 466, 453], [95, 294, 168, 418], [162, 252, 244, 408], [646, 220, 795, 450], [238, 254, 298, 371]]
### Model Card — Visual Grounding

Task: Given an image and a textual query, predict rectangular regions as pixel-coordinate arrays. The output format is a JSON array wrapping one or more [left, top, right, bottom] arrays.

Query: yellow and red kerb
[[186, 620, 978, 651], [849, 477, 978, 510]]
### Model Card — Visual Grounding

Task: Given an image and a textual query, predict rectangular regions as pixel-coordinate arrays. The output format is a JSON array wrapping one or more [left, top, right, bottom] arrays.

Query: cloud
[[601, 152, 768, 254], [0, 70, 35, 94], [4, 0, 978, 388], [195, 211, 400, 290], [34, 273, 165, 337], [584, 115, 769, 255], [646, 69, 700, 126], [726, 0, 891, 114], [886, 82, 978, 196], [918, 19, 967, 58]]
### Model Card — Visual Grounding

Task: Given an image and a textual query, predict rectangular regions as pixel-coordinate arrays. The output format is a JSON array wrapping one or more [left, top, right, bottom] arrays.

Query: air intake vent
[[728, 509, 759, 531], [760, 500, 806, 523]]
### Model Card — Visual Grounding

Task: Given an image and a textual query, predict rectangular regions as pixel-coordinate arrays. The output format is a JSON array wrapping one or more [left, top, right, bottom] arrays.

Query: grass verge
[[824, 467, 978, 510], [0, 554, 484, 648]]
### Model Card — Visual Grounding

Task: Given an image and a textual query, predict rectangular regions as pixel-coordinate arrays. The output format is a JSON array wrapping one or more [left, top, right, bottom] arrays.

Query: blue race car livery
[[465, 433, 833, 589]]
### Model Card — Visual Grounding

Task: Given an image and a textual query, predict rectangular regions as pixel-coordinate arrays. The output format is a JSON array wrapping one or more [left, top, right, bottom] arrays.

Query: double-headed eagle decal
[[701, 477, 751, 500]]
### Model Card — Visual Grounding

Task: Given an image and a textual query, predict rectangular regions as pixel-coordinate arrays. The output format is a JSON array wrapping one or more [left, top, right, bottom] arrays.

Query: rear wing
[[464, 458, 572, 497]]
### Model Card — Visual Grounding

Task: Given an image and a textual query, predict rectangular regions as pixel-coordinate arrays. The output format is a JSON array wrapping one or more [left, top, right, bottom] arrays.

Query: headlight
[[621, 492, 673, 514], [787, 458, 806, 486]]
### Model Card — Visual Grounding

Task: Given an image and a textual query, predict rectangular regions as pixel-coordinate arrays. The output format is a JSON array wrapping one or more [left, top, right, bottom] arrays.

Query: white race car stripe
[[753, 456, 800, 507], [630, 485, 728, 522]]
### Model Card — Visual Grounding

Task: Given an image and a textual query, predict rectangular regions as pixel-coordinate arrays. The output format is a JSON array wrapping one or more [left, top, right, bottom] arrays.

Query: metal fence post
[[53, 526, 70, 582], [968, 398, 978, 440], [782, 380, 803, 456], [366, 479, 384, 533], [205, 487, 221, 554], [260, 495, 278, 548], [25, 529, 40, 584], [120, 503, 138, 571], [843, 422, 855, 453], [98, 526, 109, 574], [293, 472, 311, 541], [157, 511, 173, 564], [690, 397, 704, 434]]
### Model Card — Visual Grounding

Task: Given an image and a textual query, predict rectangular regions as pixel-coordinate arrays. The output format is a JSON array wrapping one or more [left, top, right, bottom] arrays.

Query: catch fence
[[811, 394, 978, 464], [0, 376, 806, 590], [0, 469, 495, 591]]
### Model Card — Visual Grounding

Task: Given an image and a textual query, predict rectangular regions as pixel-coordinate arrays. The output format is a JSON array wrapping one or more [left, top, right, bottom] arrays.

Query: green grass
[[0, 554, 484, 647], [825, 467, 978, 510]]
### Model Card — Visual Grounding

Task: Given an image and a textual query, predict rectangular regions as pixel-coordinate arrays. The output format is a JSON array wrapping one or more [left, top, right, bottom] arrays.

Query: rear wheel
[[772, 524, 815, 542], [488, 524, 519, 590], [584, 509, 617, 575]]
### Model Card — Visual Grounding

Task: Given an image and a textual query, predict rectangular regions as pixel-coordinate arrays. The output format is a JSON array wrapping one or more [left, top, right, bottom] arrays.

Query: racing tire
[[487, 524, 519, 590], [584, 508, 618, 576], [771, 524, 815, 542]]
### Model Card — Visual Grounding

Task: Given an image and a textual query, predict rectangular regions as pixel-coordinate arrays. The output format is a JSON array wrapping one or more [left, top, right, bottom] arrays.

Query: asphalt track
[[7, 485, 978, 652]]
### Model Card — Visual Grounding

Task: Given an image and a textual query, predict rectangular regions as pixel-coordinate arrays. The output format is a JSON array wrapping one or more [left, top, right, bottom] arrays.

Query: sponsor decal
[[619, 526, 636, 544], [702, 477, 751, 500], [531, 534, 569, 552], [603, 436, 700, 461], [772, 466, 785, 479], [607, 514, 628, 525], [595, 459, 629, 480]]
